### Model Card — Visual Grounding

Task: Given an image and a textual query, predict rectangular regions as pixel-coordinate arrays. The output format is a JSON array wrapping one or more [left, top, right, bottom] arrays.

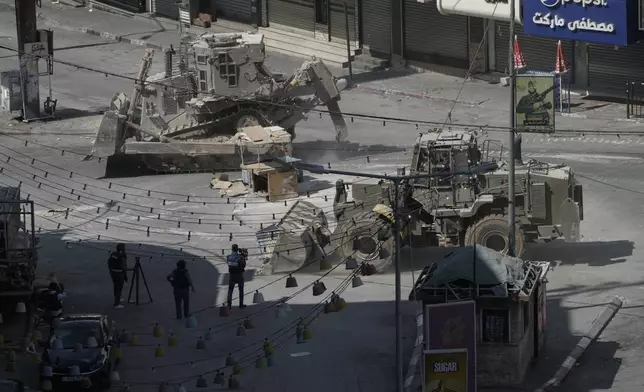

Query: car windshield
[[54, 323, 103, 349]]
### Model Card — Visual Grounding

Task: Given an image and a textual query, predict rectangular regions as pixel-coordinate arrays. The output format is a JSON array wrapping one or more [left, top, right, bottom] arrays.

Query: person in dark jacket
[[226, 244, 247, 309], [44, 282, 65, 317], [167, 259, 195, 319], [107, 243, 128, 309]]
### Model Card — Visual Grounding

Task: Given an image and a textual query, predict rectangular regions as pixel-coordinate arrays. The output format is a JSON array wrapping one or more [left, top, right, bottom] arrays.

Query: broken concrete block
[[211, 179, 232, 190], [226, 181, 248, 197]]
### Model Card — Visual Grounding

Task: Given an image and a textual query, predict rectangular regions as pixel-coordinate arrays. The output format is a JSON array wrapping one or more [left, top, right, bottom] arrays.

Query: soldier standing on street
[[107, 243, 128, 309], [227, 244, 247, 309], [167, 259, 195, 319]]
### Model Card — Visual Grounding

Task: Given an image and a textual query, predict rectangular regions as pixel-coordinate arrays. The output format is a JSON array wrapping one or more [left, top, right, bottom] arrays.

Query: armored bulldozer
[[90, 32, 348, 176], [330, 131, 583, 272]]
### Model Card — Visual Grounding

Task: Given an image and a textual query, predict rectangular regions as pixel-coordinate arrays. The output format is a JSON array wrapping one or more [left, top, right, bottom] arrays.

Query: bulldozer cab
[[192, 33, 266, 96], [409, 131, 481, 201]]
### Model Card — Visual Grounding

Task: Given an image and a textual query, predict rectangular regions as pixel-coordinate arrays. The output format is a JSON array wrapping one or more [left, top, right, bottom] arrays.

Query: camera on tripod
[[135, 256, 141, 263]]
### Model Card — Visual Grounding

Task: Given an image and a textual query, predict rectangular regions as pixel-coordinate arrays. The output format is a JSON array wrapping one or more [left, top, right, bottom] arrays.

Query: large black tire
[[336, 211, 395, 273], [464, 214, 525, 257]]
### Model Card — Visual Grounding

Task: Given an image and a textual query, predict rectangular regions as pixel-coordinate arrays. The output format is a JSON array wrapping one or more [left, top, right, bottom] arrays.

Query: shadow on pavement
[[0, 229, 223, 389], [0, 227, 419, 391], [51, 107, 107, 121], [520, 297, 622, 391], [54, 42, 118, 52], [36, 230, 222, 335], [293, 141, 406, 164], [350, 68, 419, 85], [387, 238, 634, 274], [524, 240, 634, 266]]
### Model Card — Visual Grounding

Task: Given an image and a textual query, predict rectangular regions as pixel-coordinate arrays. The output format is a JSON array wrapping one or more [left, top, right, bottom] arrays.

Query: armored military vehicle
[[90, 32, 348, 175], [257, 130, 583, 275], [331, 131, 583, 272]]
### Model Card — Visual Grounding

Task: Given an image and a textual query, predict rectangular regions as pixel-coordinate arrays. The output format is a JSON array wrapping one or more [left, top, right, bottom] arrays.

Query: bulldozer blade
[[91, 111, 126, 158], [255, 200, 333, 275], [326, 99, 348, 142], [559, 197, 581, 242]]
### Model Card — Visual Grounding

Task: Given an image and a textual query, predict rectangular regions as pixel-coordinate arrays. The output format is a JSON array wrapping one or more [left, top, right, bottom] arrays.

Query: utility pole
[[507, 0, 517, 257], [393, 178, 403, 392], [15, 0, 40, 121]]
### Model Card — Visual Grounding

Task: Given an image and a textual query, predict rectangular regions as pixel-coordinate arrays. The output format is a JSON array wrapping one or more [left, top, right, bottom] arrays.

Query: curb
[[403, 310, 424, 392], [534, 295, 623, 392], [36, 13, 165, 50], [355, 85, 485, 106]]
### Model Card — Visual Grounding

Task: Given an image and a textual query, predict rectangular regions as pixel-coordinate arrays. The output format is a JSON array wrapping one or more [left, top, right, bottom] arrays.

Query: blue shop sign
[[523, 0, 636, 46]]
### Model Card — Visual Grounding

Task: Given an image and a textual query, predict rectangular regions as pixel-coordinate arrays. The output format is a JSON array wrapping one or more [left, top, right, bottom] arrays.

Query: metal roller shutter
[[329, 0, 357, 44], [588, 44, 644, 96], [213, 0, 253, 22], [362, 0, 391, 56], [268, 0, 315, 31], [153, 0, 179, 19], [404, 0, 469, 68], [96, 0, 144, 12], [495, 23, 574, 74]]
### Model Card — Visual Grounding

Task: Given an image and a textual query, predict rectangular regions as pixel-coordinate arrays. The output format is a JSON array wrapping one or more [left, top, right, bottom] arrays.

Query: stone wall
[[476, 295, 536, 387]]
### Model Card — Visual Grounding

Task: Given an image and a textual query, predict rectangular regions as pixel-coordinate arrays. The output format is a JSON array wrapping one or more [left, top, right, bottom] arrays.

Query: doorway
[[315, 0, 328, 24], [314, 0, 329, 40]]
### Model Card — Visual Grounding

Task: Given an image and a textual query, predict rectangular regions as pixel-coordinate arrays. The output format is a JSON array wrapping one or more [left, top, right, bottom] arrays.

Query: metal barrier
[[626, 80, 644, 119]]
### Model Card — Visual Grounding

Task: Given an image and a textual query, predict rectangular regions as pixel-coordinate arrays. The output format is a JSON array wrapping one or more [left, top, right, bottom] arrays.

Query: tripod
[[127, 257, 153, 305]]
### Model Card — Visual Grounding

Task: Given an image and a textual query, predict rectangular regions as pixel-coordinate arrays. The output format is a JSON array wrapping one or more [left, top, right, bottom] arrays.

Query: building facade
[[143, 0, 644, 96]]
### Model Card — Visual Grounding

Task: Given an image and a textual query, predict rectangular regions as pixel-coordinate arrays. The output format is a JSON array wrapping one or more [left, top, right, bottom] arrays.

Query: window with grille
[[641, 0, 644, 30], [218, 53, 238, 87], [199, 70, 207, 92], [196, 55, 207, 65], [481, 309, 510, 343]]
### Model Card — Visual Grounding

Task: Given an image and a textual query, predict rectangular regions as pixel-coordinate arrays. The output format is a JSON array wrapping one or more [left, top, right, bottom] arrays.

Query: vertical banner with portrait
[[424, 301, 477, 392], [514, 75, 556, 133], [423, 349, 468, 392]]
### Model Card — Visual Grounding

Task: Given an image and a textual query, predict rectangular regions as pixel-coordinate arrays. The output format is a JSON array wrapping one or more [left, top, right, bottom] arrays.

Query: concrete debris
[[226, 181, 249, 197], [44, 208, 69, 216], [211, 179, 232, 190], [210, 177, 249, 197]]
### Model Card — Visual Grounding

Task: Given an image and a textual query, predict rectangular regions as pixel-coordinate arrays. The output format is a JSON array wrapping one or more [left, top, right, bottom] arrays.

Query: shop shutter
[[495, 23, 573, 75], [329, 0, 358, 44], [95, 0, 144, 13], [268, 0, 315, 31], [153, 0, 179, 19], [213, 0, 253, 22], [362, 0, 391, 56], [588, 43, 644, 96], [404, 0, 469, 68]]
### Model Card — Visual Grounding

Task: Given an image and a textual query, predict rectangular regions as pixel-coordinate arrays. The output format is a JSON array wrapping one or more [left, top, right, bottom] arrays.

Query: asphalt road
[[0, 4, 643, 391]]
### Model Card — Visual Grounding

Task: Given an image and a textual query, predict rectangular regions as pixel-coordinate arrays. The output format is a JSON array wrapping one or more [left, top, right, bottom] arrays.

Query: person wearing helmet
[[167, 259, 195, 319], [107, 243, 128, 309], [226, 244, 247, 309]]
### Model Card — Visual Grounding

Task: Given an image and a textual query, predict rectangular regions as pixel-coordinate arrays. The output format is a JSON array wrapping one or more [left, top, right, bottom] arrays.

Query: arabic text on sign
[[532, 13, 615, 33], [540, 0, 608, 8]]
